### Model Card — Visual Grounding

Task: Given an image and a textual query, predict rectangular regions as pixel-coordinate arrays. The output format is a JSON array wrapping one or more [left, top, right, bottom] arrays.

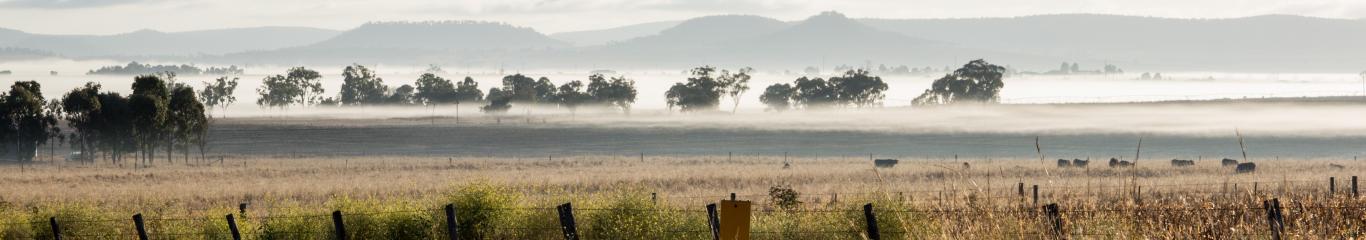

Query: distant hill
[[549, 20, 682, 46], [306, 21, 568, 50], [554, 12, 1022, 69], [860, 14, 1366, 71], [0, 27, 340, 57]]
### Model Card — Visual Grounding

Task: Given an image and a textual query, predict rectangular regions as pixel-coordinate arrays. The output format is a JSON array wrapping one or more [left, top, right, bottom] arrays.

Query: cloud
[[0, 0, 155, 9]]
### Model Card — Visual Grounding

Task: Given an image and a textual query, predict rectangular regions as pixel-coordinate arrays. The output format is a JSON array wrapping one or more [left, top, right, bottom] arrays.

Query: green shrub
[[256, 207, 327, 240], [28, 203, 128, 239], [445, 181, 520, 239]]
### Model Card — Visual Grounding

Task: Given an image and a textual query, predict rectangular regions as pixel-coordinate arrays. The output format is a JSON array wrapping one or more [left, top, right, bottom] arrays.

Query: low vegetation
[[0, 155, 1362, 238]]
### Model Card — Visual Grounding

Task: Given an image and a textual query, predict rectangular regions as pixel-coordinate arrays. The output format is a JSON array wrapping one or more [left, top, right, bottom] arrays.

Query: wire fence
[[4, 192, 1364, 239]]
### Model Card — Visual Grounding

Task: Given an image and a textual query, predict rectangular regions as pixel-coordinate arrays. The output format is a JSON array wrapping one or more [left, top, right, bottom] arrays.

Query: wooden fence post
[[1264, 199, 1283, 240], [226, 214, 241, 240], [133, 213, 149, 240], [1018, 183, 1024, 199], [1353, 176, 1359, 198], [651, 193, 658, 204], [863, 203, 880, 240], [1330, 177, 1336, 196], [556, 203, 579, 240], [706, 203, 720, 240], [444, 204, 459, 240], [332, 210, 347, 240], [1044, 204, 1064, 239], [48, 217, 60, 240], [1033, 185, 1039, 205], [238, 203, 248, 216]]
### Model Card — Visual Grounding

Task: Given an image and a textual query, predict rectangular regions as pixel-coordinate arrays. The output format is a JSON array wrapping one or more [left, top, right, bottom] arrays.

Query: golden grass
[[1, 155, 1363, 239]]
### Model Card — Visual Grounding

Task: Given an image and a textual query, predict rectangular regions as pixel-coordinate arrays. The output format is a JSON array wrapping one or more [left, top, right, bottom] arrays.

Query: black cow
[[1072, 159, 1089, 167], [1057, 159, 1072, 168], [1109, 158, 1133, 167], [1221, 158, 1239, 167], [1171, 159, 1195, 167], [874, 159, 898, 168], [1236, 162, 1256, 173]]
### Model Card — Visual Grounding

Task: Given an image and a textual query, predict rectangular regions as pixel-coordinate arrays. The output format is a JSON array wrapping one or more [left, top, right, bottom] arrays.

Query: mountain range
[[2, 12, 1365, 72]]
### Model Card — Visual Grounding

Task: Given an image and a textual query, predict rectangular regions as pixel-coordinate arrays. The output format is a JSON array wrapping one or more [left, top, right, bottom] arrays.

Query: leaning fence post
[[1044, 204, 1064, 238], [226, 214, 241, 240], [444, 204, 460, 240], [332, 210, 348, 240], [1264, 199, 1283, 240], [133, 213, 149, 240], [556, 203, 579, 240], [863, 203, 881, 240], [48, 217, 60, 240], [706, 203, 720, 240]]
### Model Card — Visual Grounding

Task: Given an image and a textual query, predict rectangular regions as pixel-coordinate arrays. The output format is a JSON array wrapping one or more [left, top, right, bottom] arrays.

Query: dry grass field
[[1, 154, 1362, 239]]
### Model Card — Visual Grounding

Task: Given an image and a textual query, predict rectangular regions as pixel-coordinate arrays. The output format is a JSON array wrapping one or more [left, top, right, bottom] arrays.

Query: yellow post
[[718, 200, 751, 240]]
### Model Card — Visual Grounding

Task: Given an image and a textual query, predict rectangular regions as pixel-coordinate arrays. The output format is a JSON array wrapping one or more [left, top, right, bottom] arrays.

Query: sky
[[0, 0, 1364, 35]]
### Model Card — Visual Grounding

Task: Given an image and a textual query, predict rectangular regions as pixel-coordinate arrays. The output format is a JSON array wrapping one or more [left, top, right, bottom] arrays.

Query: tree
[[168, 85, 206, 163], [128, 94, 167, 165], [829, 69, 888, 107], [199, 76, 238, 117], [0, 81, 58, 162], [339, 64, 389, 105], [388, 84, 415, 104], [553, 80, 592, 115], [499, 74, 552, 103], [719, 67, 753, 113], [257, 67, 323, 108], [913, 59, 1007, 105], [481, 88, 512, 114], [414, 73, 456, 105], [129, 75, 173, 164], [455, 77, 484, 103], [792, 77, 837, 108], [759, 83, 795, 111], [61, 83, 102, 161], [585, 74, 637, 115], [665, 66, 725, 112], [95, 92, 134, 164]]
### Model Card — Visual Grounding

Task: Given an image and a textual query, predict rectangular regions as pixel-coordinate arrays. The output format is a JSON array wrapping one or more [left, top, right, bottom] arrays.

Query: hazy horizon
[[1, 0, 1364, 35]]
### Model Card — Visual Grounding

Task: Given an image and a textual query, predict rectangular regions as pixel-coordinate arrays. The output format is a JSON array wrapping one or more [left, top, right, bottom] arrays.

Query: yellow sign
[[718, 200, 751, 240]]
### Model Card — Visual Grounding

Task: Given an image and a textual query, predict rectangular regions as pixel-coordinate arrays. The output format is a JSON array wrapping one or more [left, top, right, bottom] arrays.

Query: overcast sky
[[1, 0, 1364, 35]]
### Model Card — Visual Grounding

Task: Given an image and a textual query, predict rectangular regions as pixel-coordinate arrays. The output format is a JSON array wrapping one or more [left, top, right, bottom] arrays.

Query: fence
[[5, 176, 1362, 240]]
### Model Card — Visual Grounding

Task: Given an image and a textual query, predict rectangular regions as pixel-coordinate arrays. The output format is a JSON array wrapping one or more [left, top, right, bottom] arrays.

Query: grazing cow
[[1236, 162, 1257, 173], [1171, 159, 1195, 167], [962, 162, 971, 170], [1221, 158, 1239, 167], [1109, 158, 1133, 167], [1072, 159, 1089, 167], [874, 159, 898, 168], [1057, 159, 1072, 168]]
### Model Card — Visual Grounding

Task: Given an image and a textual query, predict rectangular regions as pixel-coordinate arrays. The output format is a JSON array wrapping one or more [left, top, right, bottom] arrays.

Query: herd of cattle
[[1054, 157, 1256, 173], [871, 157, 1261, 174]]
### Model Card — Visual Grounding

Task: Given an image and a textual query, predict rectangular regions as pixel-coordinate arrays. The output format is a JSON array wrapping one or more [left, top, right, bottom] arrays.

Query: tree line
[[253, 64, 640, 115], [0, 73, 212, 164], [252, 59, 1007, 114]]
